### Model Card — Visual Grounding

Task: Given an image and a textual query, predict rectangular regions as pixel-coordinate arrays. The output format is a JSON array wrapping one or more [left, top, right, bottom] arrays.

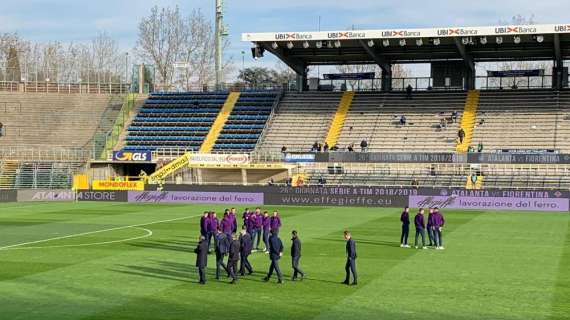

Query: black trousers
[[344, 258, 357, 283], [240, 253, 253, 274], [197, 266, 207, 283], [254, 229, 262, 249], [228, 259, 239, 281], [401, 224, 409, 245], [292, 256, 304, 279], [215, 252, 228, 279], [267, 258, 283, 280], [206, 232, 214, 249]]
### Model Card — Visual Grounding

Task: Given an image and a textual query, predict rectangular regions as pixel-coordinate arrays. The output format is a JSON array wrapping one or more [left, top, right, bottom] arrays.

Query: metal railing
[[0, 146, 94, 161], [0, 81, 131, 94]]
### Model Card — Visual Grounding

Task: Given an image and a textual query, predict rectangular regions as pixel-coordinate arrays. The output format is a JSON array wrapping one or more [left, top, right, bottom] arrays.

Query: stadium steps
[[465, 175, 484, 189], [199, 92, 241, 153], [104, 94, 147, 156], [0, 160, 19, 189], [325, 91, 355, 147], [456, 90, 480, 152]]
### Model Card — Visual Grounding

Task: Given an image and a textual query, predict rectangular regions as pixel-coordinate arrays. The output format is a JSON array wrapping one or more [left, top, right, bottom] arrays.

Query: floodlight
[[496, 36, 503, 44], [287, 41, 294, 49], [303, 41, 310, 48], [334, 40, 341, 48], [513, 36, 521, 44], [316, 41, 323, 49], [433, 38, 441, 46], [367, 39, 375, 47], [399, 39, 406, 46], [382, 39, 390, 47], [416, 39, 423, 46], [536, 35, 544, 43], [462, 37, 469, 45], [480, 37, 488, 45], [272, 42, 279, 49]]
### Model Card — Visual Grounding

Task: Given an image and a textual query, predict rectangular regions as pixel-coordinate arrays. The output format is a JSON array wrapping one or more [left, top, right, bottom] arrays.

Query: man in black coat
[[194, 235, 208, 284], [291, 230, 305, 281], [228, 234, 241, 284], [342, 230, 357, 286], [264, 230, 284, 283], [214, 228, 230, 280], [239, 227, 253, 276]]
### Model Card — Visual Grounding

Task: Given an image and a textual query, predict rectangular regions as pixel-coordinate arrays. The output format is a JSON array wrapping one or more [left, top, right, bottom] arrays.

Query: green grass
[[0, 202, 569, 320]]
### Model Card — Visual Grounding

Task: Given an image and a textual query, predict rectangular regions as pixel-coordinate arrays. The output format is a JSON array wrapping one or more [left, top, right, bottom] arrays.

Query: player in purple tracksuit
[[262, 211, 271, 253], [433, 207, 445, 250], [253, 208, 263, 250], [245, 213, 255, 237], [414, 208, 427, 249], [427, 208, 435, 247], [400, 207, 410, 248], [207, 212, 219, 251], [200, 211, 209, 238], [242, 208, 251, 227], [221, 212, 233, 238], [270, 211, 282, 233], [229, 208, 237, 234]]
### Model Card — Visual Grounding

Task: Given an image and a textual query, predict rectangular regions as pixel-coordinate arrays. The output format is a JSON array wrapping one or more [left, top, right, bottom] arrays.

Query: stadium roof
[[242, 24, 570, 73]]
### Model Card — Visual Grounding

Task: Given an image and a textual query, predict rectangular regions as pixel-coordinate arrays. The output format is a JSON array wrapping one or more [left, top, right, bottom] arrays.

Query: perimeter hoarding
[[0, 190, 17, 202], [128, 191, 264, 205]]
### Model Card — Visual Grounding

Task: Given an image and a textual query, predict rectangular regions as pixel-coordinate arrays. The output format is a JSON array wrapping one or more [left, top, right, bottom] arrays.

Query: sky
[[1, 0, 568, 78]]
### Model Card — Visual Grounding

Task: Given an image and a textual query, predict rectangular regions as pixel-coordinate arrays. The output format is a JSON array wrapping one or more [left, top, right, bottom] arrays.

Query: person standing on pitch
[[433, 207, 445, 250], [427, 208, 435, 247], [254, 208, 263, 250], [228, 234, 241, 284], [264, 230, 284, 284], [214, 228, 230, 280], [207, 212, 219, 252], [270, 211, 282, 233], [400, 207, 411, 248], [200, 211, 209, 239], [414, 208, 427, 249], [229, 208, 237, 234], [291, 230, 305, 281], [262, 211, 271, 253], [239, 227, 253, 275], [220, 212, 233, 239], [194, 235, 209, 284], [342, 230, 357, 286]]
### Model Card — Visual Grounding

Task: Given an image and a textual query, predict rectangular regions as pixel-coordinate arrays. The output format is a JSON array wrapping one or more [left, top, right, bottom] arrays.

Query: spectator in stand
[[317, 143, 323, 152], [281, 146, 287, 153], [411, 178, 419, 189], [323, 142, 329, 152], [406, 84, 413, 99], [347, 144, 355, 152], [0, 122, 3, 137], [439, 118, 447, 130], [400, 115, 407, 126], [458, 128, 466, 144], [331, 144, 339, 151], [477, 142, 484, 153], [360, 140, 368, 152], [286, 177, 293, 186], [451, 110, 458, 123], [268, 178, 275, 186], [312, 141, 318, 152]]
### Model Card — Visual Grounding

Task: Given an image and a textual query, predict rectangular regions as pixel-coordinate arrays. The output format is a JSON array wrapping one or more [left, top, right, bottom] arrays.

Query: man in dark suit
[[214, 228, 230, 280], [264, 230, 284, 283], [239, 227, 253, 275], [342, 230, 357, 286], [194, 235, 208, 284], [291, 230, 304, 281], [228, 234, 241, 284]]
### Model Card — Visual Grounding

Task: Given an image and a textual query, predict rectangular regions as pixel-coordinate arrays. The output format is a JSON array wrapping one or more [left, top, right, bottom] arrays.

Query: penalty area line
[[0, 214, 201, 251]]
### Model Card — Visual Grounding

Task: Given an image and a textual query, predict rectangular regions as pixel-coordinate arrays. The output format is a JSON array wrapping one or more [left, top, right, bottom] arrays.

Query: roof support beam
[[358, 40, 391, 73], [453, 38, 475, 71], [554, 33, 562, 66]]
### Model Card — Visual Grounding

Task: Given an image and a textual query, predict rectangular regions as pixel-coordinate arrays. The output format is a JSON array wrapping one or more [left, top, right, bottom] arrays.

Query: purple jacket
[[254, 214, 263, 229], [262, 216, 271, 231], [414, 214, 425, 229], [270, 216, 281, 230], [242, 212, 251, 225], [220, 217, 232, 234], [245, 216, 255, 233], [432, 212, 445, 228], [229, 213, 237, 231], [427, 213, 434, 227], [400, 212, 410, 225], [200, 216, 208, 234], [207, 217, 219, 232]]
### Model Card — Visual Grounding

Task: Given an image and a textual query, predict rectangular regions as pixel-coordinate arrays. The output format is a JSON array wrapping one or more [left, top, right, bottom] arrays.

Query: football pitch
[[0, 202, 569, 320]]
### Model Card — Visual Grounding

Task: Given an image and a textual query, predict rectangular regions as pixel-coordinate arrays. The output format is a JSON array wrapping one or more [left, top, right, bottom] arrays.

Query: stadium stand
[[213, 91, 279, 152], [13, 161, 83, 189], [471, 90, 570, 152], [335, 91, 467, 152], [256, 92, 343, 152], [0, 93, 123, 150], [124, 92, 229, 151]]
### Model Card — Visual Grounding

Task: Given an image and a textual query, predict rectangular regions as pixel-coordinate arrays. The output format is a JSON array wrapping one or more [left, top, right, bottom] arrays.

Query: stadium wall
[[3, 186, 570, 212]]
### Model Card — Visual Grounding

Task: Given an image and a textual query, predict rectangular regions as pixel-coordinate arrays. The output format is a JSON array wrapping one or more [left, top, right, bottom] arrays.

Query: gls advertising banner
[[112, 151, 152, 162]]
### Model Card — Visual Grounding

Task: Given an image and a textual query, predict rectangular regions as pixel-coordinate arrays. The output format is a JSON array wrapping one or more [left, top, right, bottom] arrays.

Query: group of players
[[194, 207, 359, 286], [400, 207, 446, 250]]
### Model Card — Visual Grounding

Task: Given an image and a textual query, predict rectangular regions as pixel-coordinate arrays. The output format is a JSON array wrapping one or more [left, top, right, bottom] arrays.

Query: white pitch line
[[0, 214, 200, 251], [0, 227, 153, 250]]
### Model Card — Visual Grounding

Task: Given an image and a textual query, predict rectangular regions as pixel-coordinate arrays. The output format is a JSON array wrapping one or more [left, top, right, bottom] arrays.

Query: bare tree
[[335, 64, 410, 90]]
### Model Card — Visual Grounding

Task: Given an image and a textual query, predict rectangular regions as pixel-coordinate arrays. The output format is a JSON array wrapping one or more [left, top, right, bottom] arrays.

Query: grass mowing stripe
[[548, 216, 570, 320]]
